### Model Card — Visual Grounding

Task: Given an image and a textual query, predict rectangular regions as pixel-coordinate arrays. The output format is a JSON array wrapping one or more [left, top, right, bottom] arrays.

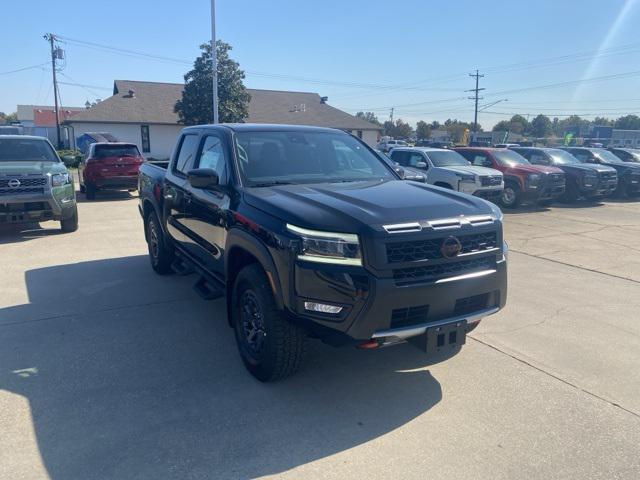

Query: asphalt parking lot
[[1, 193, 639, 480]]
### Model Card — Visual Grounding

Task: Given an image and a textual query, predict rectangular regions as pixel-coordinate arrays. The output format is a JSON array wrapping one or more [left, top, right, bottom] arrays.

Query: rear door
[[164, 133, 201, 248], [180, 133, 231, 275]]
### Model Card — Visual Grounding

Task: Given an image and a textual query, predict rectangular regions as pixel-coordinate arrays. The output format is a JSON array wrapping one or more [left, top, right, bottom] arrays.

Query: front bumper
[[0, 187, 76, 225], [291, 252, 507, 343]]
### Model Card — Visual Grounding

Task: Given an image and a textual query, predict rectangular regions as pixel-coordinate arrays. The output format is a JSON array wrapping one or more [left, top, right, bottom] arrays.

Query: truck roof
[[183, 123, 343, 134], [0, 135, 49, 141], [390, 147, 450, 153]]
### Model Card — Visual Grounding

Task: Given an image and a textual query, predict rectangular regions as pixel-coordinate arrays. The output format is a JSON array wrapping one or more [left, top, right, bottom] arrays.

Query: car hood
[[0, 161, 67, 176], [505, 164, 563, 175], [607, 162, 640, 174], [439, 165, 503, 177], [243, 180, 494, 233], [557, 163, 616, 175]]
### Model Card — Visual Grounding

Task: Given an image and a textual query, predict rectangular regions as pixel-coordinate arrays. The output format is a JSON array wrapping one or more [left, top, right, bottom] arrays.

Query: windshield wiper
[[250, 180, 295, 187]]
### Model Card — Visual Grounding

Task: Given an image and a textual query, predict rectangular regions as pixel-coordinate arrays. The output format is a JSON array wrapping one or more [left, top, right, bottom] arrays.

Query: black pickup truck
[[139, 124, 507, 381]]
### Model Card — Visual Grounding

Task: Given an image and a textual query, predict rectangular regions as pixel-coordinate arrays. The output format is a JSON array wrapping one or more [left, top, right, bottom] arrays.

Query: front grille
[[390, 305, 429, 328], [0, 187, 45, 196], [386, 231, 497, 263], [481, 175, 502, 186], [546, 173, 565, 185], [0, 202, 48, 213], [0, 177, 48, 188], [598, 171, 617, 180], [393, 256, 495, 286], [454, 293, 489, 316]]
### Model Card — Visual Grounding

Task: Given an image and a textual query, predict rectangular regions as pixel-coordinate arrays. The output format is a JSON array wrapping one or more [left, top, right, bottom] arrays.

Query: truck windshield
[[94, 144, 141, 158], [492, 149, 530, 167], [0, 138, 59, 162], [592, 148, 625, 164], [426, 150, 471, 167], [234, 131, 395, 186], [547, 149, 580, 165]]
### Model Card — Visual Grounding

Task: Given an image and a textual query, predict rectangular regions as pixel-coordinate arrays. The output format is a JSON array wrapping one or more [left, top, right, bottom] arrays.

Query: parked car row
[[381, 144, 640, 208]]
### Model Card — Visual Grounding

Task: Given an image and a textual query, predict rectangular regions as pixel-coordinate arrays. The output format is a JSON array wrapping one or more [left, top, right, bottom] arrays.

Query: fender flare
[[225, 228, 285, 310]]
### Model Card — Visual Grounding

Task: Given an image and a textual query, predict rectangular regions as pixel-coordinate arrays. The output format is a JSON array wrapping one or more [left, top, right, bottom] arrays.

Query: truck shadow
[[0, 223, 64, 245], [0, 255, 442, 479]]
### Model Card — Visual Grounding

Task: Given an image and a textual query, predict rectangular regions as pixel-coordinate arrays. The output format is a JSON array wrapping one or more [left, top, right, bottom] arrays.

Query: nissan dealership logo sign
[[8, 178, 21, 188]]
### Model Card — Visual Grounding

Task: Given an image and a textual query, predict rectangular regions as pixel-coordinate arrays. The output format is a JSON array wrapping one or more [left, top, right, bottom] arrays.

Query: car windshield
[[426, 150, 471, 167], [492, 149, 530, 166], [547, 149, 580, 165], [0, 138, 59, 162], [235, 130, 395, 186], [94, 144, 141, 158], [592, 148, 625, 164], [625, 150, 640, 161]]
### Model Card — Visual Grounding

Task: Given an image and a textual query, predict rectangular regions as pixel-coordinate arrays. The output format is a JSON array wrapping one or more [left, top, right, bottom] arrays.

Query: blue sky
[[3, 0, 640, 129]]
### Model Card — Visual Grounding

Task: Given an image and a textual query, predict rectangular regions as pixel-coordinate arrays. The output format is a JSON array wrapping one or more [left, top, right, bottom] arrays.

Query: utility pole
[[44, 33, 62, 148], [389, 107, 394, 124], [467, 69, 485, 140], [210, 0, 219, 124]]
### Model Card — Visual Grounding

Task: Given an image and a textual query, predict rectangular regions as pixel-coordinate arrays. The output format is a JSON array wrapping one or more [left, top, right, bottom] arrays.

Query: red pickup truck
[[78, 142, 145, 200], [454, 147, 565, 208]]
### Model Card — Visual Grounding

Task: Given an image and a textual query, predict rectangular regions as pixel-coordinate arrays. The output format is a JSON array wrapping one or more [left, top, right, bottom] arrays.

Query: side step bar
[[172, 249, 225, 301], [171, 257, 195, 276], [193, 276, 224, 301]]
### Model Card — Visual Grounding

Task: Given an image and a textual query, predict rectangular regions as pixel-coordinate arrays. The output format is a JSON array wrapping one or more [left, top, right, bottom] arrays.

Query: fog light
[[304, 302, 343, 314]]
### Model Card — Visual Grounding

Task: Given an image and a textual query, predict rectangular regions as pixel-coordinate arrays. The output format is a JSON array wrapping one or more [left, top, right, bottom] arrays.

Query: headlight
[[489, 201, 503, 222], [51, 173, 71, 186], [287, 224, 362, 266], [526, 174, 541, 188], [457, 173, 476, 182]]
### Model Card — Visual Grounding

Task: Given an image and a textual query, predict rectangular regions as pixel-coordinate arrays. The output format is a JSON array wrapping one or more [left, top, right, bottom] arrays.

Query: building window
[[357, 130, 363, 139], [141, 125, 150, 153]]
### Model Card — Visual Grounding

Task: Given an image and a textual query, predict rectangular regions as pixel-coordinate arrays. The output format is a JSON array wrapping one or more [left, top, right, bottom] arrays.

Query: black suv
[[510, 147, 618, 202], [608, 147, 640, 163], [139, 124, 508, 381], [561, 147, 640, 197]]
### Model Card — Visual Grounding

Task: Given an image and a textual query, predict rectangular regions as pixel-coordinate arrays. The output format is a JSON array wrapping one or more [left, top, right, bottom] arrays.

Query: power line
[[0, 62, 50, 76]]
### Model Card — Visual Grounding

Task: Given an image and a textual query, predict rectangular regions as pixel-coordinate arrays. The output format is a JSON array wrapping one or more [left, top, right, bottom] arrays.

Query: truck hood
[[438, 165, 503, 177], [504, 164, 563, 175], [557, 163, 616, 175], [0, 161, 67, 176], [243, 180, 494, 233]]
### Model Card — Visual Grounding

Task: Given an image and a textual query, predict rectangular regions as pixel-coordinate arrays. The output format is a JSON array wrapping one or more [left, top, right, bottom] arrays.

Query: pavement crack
[[510, 249, 640, 285], [469, 335, 640, 420]]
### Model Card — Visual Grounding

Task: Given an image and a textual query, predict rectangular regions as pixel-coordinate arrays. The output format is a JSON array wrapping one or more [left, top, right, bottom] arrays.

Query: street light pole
[[210, 0, 219, 124], [44, 33, 62, 148]]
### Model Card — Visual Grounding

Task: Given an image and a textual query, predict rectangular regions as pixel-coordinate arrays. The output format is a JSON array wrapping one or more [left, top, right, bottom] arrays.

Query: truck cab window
[[174, 134, 200, 175], [197, 135, 227, 181]]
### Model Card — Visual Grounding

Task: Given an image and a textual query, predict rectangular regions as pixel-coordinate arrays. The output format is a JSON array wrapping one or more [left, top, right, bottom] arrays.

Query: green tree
[[614, 114, 640, 130], [355, 111, 381, 125], [556, 115, 590, 136], [443, 119, 475, 142], [530, 114, 552, 138], [415, 120, 431, 139], [383, 119, 413, 138], [429, 121, 441, 130], [0, 112, 17, 124], [492, 120, 511, 132], [175, 41, 250, 125], [508, 114, 529, 134], [593, 116, 613, 126]]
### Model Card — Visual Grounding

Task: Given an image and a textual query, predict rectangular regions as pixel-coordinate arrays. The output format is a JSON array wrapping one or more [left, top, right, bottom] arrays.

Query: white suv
[[377, 139, 407, 153], [389, 147, 504, 202]]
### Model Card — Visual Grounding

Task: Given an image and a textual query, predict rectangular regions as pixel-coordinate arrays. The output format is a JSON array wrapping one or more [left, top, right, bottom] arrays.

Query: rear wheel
[[85, 183, 97, 200], [232, 264, 306, 382], [615, 178, 627, 198], [500, 183, 521, 208], [60, 206, 79, 233], [145, 212, 174, 274]]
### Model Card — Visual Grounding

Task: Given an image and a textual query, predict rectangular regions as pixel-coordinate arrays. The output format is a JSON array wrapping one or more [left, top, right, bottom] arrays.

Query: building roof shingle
[[67, 80, 381, 131]]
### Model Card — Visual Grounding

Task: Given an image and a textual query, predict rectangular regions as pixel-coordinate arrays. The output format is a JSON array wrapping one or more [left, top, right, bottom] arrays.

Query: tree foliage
[[0, 112, 17, 124], [530, 114, 552, 138], [443, 119, 475, 142], [415, 120, 431, 139], [614, 114, 640, 130], [355, 111, 381, 126], [175, 41, 250, 125], [383, 119, 414, 138]]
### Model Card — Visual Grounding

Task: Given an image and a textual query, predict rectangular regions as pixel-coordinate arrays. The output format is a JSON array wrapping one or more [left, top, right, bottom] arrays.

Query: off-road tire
[[145, 212, 174, 275], [232, 264, 306, 382], [60, 207, 79, 233], [500, 182, 521, 208]]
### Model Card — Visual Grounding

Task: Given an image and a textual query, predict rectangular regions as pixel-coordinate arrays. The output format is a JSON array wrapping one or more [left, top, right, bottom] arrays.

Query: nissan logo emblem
[[8, 178, 21, 188], [441, 236, 462, 259]]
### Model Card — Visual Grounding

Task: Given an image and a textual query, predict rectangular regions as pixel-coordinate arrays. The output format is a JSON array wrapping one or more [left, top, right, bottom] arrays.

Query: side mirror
[[415, 161, 427, 169], [395, 167, 406, 179], [187, 168, 219, 190], [406, 174, 427, 183]]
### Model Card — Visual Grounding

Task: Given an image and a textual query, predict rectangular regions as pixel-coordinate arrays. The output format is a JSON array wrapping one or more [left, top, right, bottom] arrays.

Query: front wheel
[[60, 207, 79, 232], [500, 183, 521, 208], [146, 212, 174, 274], [232, 264, 306, 382]]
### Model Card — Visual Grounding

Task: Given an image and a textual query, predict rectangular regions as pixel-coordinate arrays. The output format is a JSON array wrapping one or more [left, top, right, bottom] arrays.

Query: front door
[[180, 133, 230, 276]]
